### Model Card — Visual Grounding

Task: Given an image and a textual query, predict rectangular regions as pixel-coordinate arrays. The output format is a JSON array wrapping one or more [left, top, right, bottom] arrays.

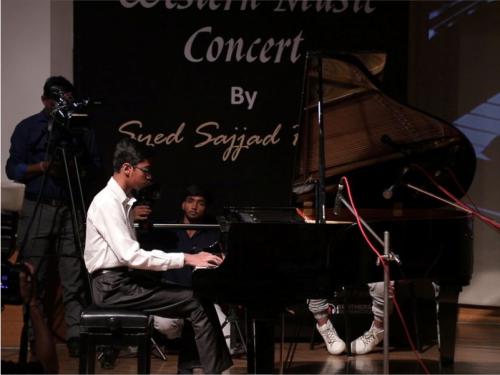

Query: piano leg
[[246, 309, 275, 374], [436, 285, 461, 366]]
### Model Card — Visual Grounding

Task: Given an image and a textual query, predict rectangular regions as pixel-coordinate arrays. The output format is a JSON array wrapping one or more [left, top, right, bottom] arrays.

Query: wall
[[408, 1, 500, 306], [1, 0, 72, 184], [1, 0, 73, 347]]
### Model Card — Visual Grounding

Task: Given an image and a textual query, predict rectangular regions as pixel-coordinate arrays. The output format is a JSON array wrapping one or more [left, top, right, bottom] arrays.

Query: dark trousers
[[18, 199, 87, 340], [91, 269, 232, 373]]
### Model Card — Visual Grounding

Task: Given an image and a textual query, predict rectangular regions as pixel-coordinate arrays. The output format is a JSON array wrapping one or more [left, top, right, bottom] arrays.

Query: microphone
[[82, 98, 104, 106], [333, 182, 344, 216], [381, 134, 412, 157], [69, 98, 104, 110], [382, 167, 409, 200]]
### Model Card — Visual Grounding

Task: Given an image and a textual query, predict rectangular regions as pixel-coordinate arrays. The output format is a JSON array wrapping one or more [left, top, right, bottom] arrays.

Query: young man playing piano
[[309, 281, 393, 355], [84, 138, 232, 373]]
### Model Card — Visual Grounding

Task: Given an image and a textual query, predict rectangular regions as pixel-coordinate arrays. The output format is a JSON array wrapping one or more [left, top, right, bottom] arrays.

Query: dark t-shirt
[[5, 110, 101, 200], [162, 227, 220, 287]]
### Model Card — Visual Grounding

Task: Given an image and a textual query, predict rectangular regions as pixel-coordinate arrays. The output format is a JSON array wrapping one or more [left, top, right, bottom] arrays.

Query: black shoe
[[100, 347, 119, 369], [177, 367, 204, 374], [67, 337, 80, 358], [230, 343, 246, 358]]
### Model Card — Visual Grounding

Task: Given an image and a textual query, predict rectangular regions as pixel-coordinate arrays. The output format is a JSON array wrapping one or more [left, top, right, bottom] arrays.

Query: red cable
[[444, 167, 480, 212], [342, 176, 430, 374], [392, 292, 430, 374], [410, 163, 498, 228], [295, 207, 309, 221], [341, 176, 385, 263], [409, 164, 500, 230]]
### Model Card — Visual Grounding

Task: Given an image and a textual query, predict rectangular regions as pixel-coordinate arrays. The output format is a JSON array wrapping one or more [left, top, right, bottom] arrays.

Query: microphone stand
[[315, 56, 327, 224], [404, 183, 472, 213], [383, 231, 391, 374], [336, 188, 400, 374], [304, 52, 327, 224]]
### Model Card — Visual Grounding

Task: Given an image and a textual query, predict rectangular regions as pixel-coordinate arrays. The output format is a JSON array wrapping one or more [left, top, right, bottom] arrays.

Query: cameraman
[[5, 76, 101, 357]]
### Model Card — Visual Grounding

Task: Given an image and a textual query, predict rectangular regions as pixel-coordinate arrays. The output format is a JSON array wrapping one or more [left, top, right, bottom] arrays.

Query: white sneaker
[[316, 320, 346, 355], [350, 322, 384, 354]]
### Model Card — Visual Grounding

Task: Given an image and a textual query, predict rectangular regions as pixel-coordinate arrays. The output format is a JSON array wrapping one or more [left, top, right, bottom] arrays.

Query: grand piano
[[192, 52, 476, 373]]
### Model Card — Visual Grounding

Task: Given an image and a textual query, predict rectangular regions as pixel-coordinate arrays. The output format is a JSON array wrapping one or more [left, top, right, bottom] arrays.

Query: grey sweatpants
[[308, 281, 394, 322]]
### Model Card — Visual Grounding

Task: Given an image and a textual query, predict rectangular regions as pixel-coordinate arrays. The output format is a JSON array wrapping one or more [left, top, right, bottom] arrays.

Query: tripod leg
[[60, 148, 84, 255], [18, 307, 30, 364], [285, 310, 302, 370], [150, 337, 167, 361], [59, 147, 93, 303], [233, 318, 248, 353], [71, 155, 87, 221], [215, 304, 231, 349]]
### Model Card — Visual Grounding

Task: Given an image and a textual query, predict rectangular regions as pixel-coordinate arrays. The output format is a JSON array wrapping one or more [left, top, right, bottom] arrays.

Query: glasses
[[133, 165, 152, 176]]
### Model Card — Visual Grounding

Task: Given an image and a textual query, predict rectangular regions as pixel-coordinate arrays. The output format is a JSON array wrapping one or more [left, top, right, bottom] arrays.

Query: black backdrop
[[74, 0, 408, 220]]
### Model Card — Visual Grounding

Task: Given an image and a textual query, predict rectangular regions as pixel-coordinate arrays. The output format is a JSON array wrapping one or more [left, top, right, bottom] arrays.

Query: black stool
[[79, 306, 152, 374]]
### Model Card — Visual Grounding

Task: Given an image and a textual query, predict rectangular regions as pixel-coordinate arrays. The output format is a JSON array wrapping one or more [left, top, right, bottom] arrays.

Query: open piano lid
[[293, 52, 476, 208]]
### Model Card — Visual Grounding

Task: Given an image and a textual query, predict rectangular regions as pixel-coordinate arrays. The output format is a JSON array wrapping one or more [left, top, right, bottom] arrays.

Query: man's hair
[[43, 76, 75, 99], [183, 184, 211, 203], [112, 138, 154, 172]]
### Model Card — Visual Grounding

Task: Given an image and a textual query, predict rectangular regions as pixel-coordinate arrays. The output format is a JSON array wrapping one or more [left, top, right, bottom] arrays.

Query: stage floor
[[2, 307, 500, 374]]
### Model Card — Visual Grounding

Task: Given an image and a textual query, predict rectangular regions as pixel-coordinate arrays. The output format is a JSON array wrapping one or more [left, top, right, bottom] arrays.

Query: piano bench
[[79, 306, 152, 374]]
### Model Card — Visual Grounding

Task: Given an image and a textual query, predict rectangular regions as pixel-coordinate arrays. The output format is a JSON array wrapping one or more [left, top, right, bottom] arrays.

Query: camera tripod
[[17, 115, 92, 364], [221, 305, 248, 355], [96, 335, 167, 369]]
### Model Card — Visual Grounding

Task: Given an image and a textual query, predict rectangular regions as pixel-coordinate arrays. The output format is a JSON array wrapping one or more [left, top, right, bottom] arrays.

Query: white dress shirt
[[84, 177, 184, 273]]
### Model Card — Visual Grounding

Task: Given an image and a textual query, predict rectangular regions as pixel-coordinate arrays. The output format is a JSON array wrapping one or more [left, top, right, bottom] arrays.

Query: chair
[[79, 306, 152, 374]]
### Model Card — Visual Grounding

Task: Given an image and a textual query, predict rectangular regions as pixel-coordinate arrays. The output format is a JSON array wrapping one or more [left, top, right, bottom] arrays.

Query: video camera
[[134, 182, 161, 207], [47, 86, 92, 135], [133, 183, 162, 232]]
